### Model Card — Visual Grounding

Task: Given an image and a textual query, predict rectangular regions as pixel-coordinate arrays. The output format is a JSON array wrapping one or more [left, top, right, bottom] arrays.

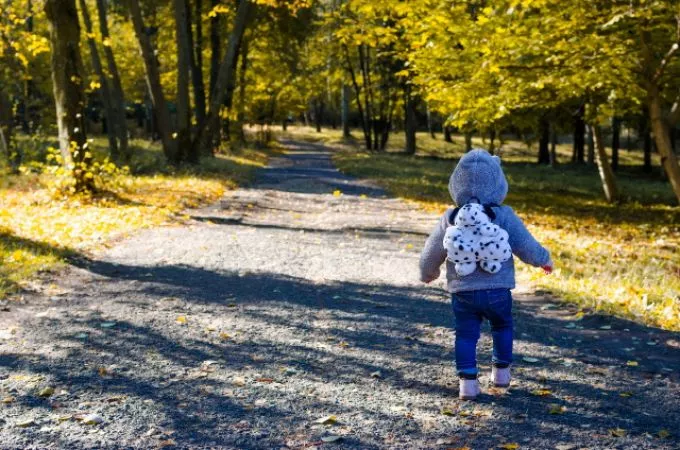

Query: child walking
[[419, 149, 553, 400]]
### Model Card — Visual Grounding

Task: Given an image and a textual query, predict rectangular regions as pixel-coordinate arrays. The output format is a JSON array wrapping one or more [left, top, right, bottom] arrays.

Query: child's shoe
[[459, 378, 481, 400], [492, 366, 511, 387]]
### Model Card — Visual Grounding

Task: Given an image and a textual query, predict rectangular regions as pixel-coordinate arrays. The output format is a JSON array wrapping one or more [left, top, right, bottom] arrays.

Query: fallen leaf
[[548, 404, 566, 415], [100, 322, 116, 328], [81, 413, 104, 425], [370, 371, 382, 379], [2, 396, 15, 404], [626, 360, 639, 367], [555, 444, 576, 450], [609, 428, 626, 437], [232, 377, 246, 387], [440, 408, 454, 416], [332, 190, 342, 197], [499, 443, 519, 449], [219, 332, 230, 340], [321, 435, 343, 443], [176, 316, 187, 325], [256, 377, 274, 383], [619, 391, 633, 398], [228, 303, 237, 308], [657, 429, 671, 439], [531, 389, 552, 397], [314, 415, 337, 425], [157, 439, 177, 448], [359, 194, 367, 199], [16, 418, 35, 428], [599, 325, 612, 330], [339, 341, 349, 348], [38, 387, 55, 398], [75, 332, 88, 339], [522, 357, 539, 363]]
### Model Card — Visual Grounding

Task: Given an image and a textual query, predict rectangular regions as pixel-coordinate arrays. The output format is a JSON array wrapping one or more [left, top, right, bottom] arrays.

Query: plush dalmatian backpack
[[442, 201, 512, 276]]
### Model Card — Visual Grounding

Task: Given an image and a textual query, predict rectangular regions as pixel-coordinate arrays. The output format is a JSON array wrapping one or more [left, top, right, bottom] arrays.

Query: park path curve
[[1, 139, 679, 449]]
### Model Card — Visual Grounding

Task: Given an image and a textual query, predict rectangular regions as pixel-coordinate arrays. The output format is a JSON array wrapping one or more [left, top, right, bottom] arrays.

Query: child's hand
[[541, 259, 554, 275], [420, 268, 441, 283]]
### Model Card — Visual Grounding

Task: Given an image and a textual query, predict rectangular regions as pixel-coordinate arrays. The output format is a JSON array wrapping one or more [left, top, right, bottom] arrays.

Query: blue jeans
[[452, 289, 513, 379]]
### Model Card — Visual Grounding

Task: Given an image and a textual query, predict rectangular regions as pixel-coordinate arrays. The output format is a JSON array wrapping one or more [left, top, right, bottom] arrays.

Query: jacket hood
[[448, 149, 508, 206]]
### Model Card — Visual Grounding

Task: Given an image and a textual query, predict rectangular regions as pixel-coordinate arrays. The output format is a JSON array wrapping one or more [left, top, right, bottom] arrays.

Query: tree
[[45, 0, 94, 193], [78, 0, 119, 158], [96, 0, 129, 161], [127, 0, 177, 163], [173, 0, 192, 161], [192, 0, 253, 156]]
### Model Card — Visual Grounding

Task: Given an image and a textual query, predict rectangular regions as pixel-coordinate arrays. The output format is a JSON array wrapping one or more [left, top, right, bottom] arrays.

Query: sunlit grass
[[0, 137, 274, 299], [281, 126, 680, 331]]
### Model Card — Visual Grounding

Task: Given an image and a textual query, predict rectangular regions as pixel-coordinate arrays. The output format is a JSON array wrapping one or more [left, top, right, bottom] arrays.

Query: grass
[[281, 126, 680, 331], [0, 136, 275, 300]]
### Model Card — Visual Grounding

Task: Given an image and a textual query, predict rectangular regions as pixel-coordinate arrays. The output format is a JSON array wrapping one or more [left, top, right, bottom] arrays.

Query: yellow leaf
[[657, 429, 671, 439], [359, 194, 367, 199], [176, 315, 187, 324], [609, 428, 626, 437], [548, 404, 566, 415], [332, 190, 342, 197], [441, 408, 454, 416], [219, 332, 230, 340], [499, 443, 519, 450], [626, 360, 638, 367], [531, 389, 552, 397], [619, 391, 633, 398], [314, 415, 337, 425]]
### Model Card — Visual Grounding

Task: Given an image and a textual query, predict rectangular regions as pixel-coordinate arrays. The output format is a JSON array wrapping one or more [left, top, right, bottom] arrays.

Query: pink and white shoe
[[459, 378, 481, 400], [492, 366, 511, 387]]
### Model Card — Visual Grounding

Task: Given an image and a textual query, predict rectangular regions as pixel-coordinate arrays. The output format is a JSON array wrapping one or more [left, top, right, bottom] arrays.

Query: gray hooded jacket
[[419, 149, 550, 292]]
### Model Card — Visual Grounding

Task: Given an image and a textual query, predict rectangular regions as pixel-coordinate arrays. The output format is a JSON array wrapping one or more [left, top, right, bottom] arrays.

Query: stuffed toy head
[[454, 203, 488, 227]]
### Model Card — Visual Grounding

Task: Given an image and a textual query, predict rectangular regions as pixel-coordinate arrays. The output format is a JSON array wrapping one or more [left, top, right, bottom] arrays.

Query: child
[[419, 149, 553, 400]]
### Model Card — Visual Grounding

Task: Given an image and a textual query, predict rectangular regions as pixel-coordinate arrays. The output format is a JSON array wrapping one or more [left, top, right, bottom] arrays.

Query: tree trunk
[[549, 123, 558, 167], [188, 0, 206, 129], [611, 117, 620, 171], [78, 0, 118, 158], [96, 0, 129, 160], [404, 84, 416, 155], [444, 125, 452, 143], [128, 0, 177, 162], [573, 104, 585, 163], [343, 44, 371, 150], [314, 99, 323, 133], [341, 83, 350, 138], [426, 105, 435, 139], [192, 0, 252, 156], [174, 0, 192, 162], [464, 132, 472, 151], [590, 124, 619, 203], [586, 125, 595, 165], [0, 90, 18, 171], [237, 37, 248, 142], [209, 0, 220, 97], [648, 86, 680, 204], [45, 0, 93, 192], [538, 117, 550, 164]]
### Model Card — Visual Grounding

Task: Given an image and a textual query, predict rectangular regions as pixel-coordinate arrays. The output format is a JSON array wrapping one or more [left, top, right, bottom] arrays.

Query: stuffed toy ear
[[449, 207, 460, 223], [483, 205, 496, 221], [492, 155, 502, 165]]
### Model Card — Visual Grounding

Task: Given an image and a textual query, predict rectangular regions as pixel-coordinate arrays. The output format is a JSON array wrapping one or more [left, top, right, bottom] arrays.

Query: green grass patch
[[283, 126, 680, 331]]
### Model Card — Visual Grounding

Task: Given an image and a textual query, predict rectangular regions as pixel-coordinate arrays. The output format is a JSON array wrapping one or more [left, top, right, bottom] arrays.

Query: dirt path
[[1, 139, 679, 449]]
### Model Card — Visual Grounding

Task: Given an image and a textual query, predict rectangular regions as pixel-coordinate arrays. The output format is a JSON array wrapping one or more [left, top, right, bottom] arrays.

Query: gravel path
[[1, 139, 679, 449]]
